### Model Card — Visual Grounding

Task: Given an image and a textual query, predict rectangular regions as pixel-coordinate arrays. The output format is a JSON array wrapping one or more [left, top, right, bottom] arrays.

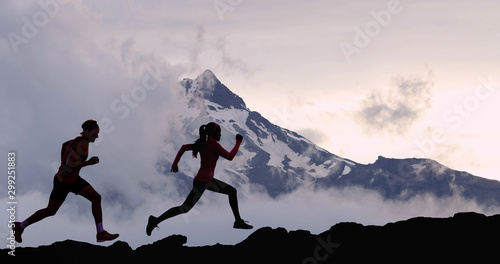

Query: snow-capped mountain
[[160, 70, 500, 205], [162, 69, 355, 197]]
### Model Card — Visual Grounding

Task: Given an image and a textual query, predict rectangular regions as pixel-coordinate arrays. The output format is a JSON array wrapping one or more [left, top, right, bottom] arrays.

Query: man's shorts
[[49, 176, 90, 202]]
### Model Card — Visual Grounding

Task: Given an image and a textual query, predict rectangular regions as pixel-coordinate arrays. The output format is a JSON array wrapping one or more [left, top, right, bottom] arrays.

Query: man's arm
[[66, 155, 99, 168], [64, 140, 99, 168]]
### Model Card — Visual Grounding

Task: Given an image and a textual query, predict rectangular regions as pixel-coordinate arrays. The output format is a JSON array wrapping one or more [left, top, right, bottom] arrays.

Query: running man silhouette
[[13, 120, 119, 243], [146, 122, 252, 236]]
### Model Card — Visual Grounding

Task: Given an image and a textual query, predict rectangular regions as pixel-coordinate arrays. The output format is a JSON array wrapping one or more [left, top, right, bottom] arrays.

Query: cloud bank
[[7, 183, 498, 249]]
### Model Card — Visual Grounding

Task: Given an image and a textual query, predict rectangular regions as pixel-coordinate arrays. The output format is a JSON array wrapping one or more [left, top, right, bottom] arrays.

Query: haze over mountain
[[159, 70, 500, 206]]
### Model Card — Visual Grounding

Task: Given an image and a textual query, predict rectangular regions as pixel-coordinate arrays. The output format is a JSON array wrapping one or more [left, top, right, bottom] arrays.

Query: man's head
[[81, 119, 99, 143]]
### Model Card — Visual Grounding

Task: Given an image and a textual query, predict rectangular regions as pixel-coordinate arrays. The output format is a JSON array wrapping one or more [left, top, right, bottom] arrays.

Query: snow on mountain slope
[[161, 69, 354, 197], [159, 70, 500, 205]]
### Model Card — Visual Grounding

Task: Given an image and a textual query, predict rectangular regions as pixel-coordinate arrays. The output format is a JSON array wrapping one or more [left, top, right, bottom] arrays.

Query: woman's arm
[[171, 144, 194, 172], [217, 135, 243, 161]]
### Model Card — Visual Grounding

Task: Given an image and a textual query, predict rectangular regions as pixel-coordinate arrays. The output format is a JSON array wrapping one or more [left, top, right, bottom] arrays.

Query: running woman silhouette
[[13, 120, 119, 243], [146, 122, 252, 236]]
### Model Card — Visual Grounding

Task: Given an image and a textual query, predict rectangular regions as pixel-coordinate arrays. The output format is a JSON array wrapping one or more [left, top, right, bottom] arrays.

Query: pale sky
[[1, 0, 500, 248]]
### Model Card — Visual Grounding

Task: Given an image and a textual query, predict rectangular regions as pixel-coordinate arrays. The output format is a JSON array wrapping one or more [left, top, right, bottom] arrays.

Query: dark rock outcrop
[[3, 212, 500, 263]]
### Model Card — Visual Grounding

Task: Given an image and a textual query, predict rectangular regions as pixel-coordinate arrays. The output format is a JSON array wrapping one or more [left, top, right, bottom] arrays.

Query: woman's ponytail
[[199, 125, 207, 141], [193, 124, 207, 158]]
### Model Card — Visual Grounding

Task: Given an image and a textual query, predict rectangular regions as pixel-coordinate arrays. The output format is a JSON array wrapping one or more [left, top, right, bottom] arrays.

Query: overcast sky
[[1, 0, 499, 249]]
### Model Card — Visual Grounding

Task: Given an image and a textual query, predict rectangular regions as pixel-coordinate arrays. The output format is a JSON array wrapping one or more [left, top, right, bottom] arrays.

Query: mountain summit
[[171, 70, 354, 197], [182, 69, 247, 110], [165, 70, 500, 204]]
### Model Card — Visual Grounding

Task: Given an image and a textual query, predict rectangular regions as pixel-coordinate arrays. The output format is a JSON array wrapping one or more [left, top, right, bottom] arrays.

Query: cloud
[[297, 128, 328, 145], [214, 36, 255, 77], [356, 69, 435, 135], [182, 23, 255, 81], [6, 183, 498, 249]]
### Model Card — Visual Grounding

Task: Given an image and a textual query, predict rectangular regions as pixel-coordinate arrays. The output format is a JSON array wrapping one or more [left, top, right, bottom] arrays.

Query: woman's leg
[[157, 180, 206, 223], [147, 181, 207, 236], [206, 178, 242, 221]]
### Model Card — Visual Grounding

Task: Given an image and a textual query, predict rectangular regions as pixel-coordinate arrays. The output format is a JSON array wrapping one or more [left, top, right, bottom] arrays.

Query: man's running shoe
[[13, 222, 24, 243], [96, 230, 119, 242], [146, 215, 159, 236], [233, 219, 253, 229]]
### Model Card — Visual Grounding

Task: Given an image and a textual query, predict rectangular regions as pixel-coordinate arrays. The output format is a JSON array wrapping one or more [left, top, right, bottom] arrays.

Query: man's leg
[[14, 198, 64, 243], [78, 184, 119, 242], [14, 178, 68, 243], [78, 185, 102, 225], [25, 198, 64, 226]]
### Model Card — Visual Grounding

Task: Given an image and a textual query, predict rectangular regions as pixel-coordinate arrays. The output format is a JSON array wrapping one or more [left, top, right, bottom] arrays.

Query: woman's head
[[202, 122, 221, 141], [193, 122, 221, 158]]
